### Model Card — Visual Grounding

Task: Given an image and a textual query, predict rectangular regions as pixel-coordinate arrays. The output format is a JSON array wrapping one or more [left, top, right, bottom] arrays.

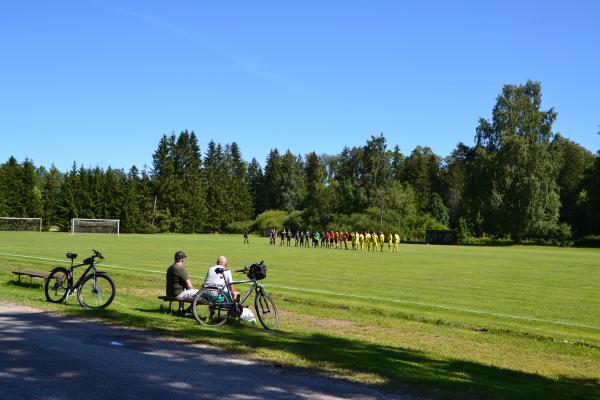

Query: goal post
[[0, 217, 43, 232], [71, 218, 120, 235]]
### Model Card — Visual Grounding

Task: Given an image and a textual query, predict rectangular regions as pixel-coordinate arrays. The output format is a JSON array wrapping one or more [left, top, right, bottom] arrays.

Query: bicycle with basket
[[191, 260, 278, 329]]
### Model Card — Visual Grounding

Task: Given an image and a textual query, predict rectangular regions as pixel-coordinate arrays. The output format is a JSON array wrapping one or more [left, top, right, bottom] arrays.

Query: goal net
[[0, 217, 42, 231], [71, 218, 120, 235]]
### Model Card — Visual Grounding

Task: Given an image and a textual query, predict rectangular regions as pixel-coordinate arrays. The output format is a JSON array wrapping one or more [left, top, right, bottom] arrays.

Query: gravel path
[[0, 302, 421, 400]]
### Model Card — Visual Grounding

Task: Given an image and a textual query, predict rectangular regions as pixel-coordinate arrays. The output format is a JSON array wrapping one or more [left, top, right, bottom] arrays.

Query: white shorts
[[176, 289, 199, 301]]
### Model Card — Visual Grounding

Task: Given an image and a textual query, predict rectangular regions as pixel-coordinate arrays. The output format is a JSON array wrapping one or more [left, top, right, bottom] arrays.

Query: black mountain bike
[[44, 249, 116, 309]]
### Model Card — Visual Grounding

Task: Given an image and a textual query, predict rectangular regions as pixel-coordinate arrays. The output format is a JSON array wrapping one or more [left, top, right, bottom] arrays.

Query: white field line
[[2, 252, 599, 331]]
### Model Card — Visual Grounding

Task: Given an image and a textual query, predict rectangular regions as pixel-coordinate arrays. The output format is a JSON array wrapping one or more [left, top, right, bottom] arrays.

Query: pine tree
[[1, 157, 25, 216], [227, 142, 253, 223], [58, 163, 81, 229], [41, 164, 62, 230], [179, 131, 206, 232], [263, 149, 282, 210], [21, 159, 43, 218], [203, 140, 226, 231], [247, 157, 265, 216], [152, 134, 179, 232], [278, 150, 305, 211]]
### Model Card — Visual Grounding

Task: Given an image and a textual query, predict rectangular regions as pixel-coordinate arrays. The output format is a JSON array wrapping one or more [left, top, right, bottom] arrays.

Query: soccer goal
[[0, 217, 43, 232], [71, 218, 120, 235]]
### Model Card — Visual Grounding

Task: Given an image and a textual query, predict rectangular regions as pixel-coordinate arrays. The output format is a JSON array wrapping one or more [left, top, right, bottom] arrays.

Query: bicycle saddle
[[66, 253, 77, 260]]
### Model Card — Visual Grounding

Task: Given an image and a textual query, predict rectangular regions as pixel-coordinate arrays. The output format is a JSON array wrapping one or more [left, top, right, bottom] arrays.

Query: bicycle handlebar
[[92, 249, 104, 260]]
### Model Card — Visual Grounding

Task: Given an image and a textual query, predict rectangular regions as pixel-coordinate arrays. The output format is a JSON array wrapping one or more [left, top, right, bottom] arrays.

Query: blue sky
[[1, 0, 599, 172]]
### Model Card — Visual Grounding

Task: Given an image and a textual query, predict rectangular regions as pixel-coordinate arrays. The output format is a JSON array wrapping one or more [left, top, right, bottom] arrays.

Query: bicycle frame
[[64, 259, 99, 300], [231, 278, 262, 306], [204, 272, 263, 310]]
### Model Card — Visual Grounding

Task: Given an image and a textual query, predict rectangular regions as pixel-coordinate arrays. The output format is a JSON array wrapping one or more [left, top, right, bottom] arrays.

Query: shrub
[[254, 210, 289, 234], [573, 235, 600, 248], [226, 220, 254, 234]]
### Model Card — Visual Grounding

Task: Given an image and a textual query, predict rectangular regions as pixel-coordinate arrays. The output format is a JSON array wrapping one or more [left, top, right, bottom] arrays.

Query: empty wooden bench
[[158, 295, 192, 315], [12, 270, 49, 285]]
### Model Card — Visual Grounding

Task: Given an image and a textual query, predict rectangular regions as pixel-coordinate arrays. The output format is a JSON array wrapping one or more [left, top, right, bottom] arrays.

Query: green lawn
[[0, 232, 599, 399]]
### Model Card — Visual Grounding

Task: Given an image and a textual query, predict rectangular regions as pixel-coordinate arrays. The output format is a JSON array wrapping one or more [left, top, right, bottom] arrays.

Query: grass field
[[0, 232, 599, 399]]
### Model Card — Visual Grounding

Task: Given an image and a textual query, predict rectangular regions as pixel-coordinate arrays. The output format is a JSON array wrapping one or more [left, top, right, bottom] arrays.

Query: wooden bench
[[158, 295, 192, 315], [12, 270, 49, 285]]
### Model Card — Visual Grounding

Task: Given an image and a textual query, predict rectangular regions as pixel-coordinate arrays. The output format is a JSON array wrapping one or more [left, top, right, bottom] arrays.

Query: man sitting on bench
[[166, 250, 198, 301], [204, 256, 240, 301]]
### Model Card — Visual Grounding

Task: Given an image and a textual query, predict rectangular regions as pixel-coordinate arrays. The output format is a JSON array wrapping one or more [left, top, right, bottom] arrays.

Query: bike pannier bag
[[247, 262, 267, 280]]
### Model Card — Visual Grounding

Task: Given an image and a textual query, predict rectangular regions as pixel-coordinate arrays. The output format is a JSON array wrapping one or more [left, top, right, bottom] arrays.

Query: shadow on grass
[[71, 307, 599, 400], [6, 280, 44, 290]]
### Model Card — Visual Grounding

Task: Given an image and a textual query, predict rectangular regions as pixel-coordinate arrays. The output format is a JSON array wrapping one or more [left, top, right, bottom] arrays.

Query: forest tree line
[[1, 81, 599, 244]]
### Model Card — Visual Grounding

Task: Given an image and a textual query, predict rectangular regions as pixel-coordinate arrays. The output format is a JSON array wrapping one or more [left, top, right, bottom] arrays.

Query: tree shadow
[[71, 307, 600, 400]]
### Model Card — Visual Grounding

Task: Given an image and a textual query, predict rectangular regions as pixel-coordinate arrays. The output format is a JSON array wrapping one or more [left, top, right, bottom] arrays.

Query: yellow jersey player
[[365, 232, 371, 251], [394, 233, 400, 252], [388, 233, 393, 252], [359, 232, 365, 251], [379, 232, 385, 251], [372, 231, 378, 251]]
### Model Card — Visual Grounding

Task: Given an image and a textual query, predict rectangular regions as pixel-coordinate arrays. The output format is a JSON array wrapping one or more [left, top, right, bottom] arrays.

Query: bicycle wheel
[[192, 288, 230, 327], [77, 273, 116, 309], [255, 292, 279, 329], [45, 267, 69, 303]]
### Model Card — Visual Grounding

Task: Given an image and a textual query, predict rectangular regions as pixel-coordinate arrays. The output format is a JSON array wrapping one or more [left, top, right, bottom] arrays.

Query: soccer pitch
[[0, 232, 598, 399]]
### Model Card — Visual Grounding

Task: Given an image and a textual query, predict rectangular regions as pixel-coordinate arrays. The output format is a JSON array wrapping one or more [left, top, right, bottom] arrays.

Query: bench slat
[[12, 271, 48, 278]]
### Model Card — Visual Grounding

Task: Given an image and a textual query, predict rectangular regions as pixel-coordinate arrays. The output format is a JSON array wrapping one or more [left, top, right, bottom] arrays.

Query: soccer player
[[280, 229, 286, 246], [379, 232, 385, 251], [359, 232, 365, 251], [388, 233, 393, 252], [394, 233, 400, 252], [372, 231, 379, 252], [365, 231, 371, 251]]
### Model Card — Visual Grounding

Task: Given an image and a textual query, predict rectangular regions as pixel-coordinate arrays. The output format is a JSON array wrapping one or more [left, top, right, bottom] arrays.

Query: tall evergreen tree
[[399, 146, 441, 211], [41, 165, 62, 229], [152, 134, 179, 231], [58, 162, 81, 229], [121, 166, 143, 233], [263, 149, 282, 210], [182, 131, 206, 232], [247, 157, 265, 216], [279, 150, 305, 211], [21, 159, 43, 218], [303, 151, 327, 224], [1, 157, 25, 216], [226, 142, 253, 223], [440, 143, 469, 226], [203, 140, 227, 231]]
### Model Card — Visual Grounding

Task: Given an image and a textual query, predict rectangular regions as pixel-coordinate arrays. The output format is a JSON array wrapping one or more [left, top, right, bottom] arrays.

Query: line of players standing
[[268, 228, 401, 252]]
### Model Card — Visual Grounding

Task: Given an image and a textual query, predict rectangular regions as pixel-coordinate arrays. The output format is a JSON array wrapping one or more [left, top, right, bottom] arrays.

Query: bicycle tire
[[255, 292, 279, 329], [192, 288, 230, 327], [77, 273, 116, 309], [45, 267, 69, 303]]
